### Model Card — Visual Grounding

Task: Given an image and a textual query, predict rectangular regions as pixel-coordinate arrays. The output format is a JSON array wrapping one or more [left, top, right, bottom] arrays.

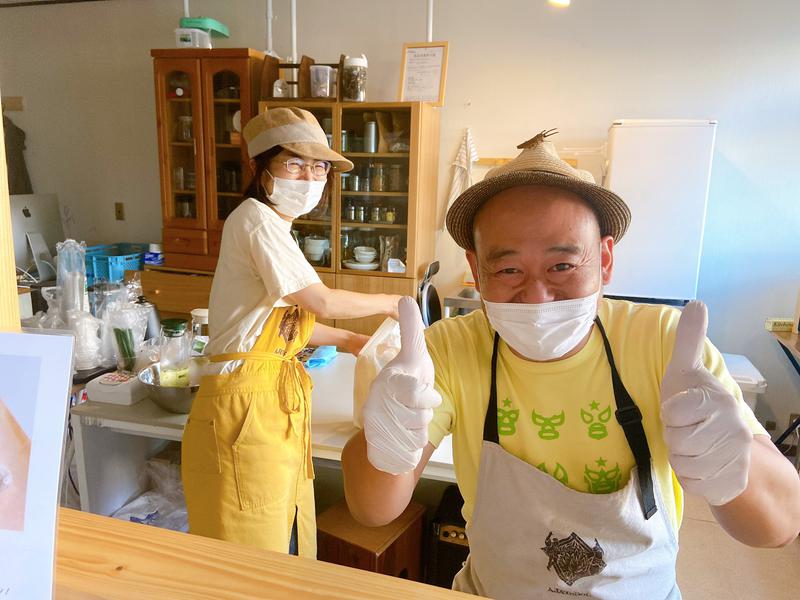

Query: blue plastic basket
[[85, 243, 147, 285]]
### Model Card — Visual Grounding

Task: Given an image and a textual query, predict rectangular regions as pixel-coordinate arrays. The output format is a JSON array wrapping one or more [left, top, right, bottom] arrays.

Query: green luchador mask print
[[580, 404, 612, 440], [531, 410, 565, 440], [497, 407, 520, 436], [583, 459, 622, 494]]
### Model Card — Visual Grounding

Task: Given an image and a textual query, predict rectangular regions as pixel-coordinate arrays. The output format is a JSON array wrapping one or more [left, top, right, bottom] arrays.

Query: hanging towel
[[442, 128, 479, 231], [3, 115, 33, 194]]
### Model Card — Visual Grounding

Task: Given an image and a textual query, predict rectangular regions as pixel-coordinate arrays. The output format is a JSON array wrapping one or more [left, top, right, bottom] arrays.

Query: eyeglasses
[[281, 157, 331, 178]]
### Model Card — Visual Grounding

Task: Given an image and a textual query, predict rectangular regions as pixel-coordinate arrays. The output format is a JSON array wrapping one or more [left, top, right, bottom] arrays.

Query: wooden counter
[[55, 508, 471, 599], [772, 331, 800, 364]]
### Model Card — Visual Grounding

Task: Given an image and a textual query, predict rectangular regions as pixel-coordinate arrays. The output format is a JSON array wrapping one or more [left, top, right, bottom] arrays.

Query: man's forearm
[[341, 431, 418, 527], [711, 435, 800, 547]]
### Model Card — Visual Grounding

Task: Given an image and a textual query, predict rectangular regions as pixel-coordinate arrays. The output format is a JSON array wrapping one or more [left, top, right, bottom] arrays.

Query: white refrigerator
[[602, 119, 717, 302]]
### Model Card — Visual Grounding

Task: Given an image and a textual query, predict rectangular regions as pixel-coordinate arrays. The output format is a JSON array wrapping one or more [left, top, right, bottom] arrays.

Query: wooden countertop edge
[[771, 331, 800, 360], [55, 508, 471, 599]]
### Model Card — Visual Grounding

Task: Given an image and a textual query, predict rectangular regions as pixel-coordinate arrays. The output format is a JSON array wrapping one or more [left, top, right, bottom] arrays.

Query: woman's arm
[[285, 283, 400, 321], [309, 322, 370, 356]]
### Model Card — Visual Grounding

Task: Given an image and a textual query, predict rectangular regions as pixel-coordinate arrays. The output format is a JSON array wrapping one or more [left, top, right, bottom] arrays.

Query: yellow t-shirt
[[426, 298, 767, 534]]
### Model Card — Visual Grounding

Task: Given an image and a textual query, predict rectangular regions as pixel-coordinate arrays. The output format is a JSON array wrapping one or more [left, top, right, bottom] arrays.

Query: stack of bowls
[[353, 246, 377, 263]]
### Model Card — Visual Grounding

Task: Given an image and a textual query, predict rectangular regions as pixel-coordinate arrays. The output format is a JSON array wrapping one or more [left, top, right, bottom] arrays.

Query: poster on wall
[[398, 41, 449, 107], [0, 332, 74, 599]]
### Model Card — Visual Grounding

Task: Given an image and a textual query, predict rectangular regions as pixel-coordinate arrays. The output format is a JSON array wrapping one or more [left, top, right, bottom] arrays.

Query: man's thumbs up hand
[[660, 301, 752, 506], [363, 297, 442, 475]]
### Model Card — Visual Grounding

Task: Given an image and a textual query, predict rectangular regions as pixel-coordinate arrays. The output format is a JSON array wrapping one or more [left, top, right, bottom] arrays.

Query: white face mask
[[266, 175, 325, 219], [483, 290, 600, 361]]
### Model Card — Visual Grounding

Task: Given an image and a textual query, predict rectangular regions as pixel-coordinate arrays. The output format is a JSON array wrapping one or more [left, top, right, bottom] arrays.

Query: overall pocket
[[232, 394, 299, 511], [182, 417, 221, 475]]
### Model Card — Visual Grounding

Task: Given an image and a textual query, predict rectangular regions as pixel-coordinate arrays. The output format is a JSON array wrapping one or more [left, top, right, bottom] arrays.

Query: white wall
[[1, 0, 798, 430]]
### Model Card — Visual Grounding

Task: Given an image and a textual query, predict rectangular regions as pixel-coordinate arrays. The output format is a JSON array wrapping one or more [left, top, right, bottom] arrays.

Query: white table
[[71, 353, 454, 515]]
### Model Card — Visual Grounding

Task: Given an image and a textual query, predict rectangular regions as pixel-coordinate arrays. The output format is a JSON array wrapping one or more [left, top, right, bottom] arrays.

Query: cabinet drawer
[[139, 270, 213, 317], [208, 230, 222, 256], [163, 228, 208, 256]]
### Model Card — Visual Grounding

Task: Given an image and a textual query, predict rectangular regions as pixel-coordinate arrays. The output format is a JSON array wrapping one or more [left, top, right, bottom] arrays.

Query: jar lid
[[344, 53, 368, 68], [178, 116, 192, 121], [341, 227, 354, 231], [162, 318, 188, 336], [190, 308, 209, 323]]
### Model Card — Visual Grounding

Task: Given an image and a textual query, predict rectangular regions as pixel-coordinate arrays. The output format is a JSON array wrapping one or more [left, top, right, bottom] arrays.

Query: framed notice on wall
[[398, 41, 449, 106]]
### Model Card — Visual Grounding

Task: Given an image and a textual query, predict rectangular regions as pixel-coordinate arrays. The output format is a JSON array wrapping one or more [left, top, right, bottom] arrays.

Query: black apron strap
[[482, 333, 501, 444], [594, 317, 658, 520]]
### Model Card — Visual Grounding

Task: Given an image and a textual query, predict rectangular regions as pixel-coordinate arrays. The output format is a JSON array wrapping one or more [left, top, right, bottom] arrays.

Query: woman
[[181, 108, 401, 557]]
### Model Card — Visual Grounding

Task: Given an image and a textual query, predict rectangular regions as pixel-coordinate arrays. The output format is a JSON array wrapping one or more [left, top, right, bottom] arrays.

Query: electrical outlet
[[114, 202, 125, 221], [765, 420, 777, 432]]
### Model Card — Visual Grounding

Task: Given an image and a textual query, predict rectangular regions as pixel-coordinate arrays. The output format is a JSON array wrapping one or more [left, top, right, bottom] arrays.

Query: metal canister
[[341, 130, 349, 152], [364, 121, 377, 153], [350, 174, 361, 192], [136, 296, 162, 341]]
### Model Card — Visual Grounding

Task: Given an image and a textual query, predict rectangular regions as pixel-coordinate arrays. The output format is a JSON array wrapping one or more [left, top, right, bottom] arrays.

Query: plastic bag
[[69, 310, 102, 370], [110, 448, 188, 532], [55, 239, 86, 324], [108, 303, 148, 373], [353, 317, 401, 428]]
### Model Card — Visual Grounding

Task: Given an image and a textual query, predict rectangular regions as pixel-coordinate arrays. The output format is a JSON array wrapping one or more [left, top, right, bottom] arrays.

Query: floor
[[677, 494, 800, 598]]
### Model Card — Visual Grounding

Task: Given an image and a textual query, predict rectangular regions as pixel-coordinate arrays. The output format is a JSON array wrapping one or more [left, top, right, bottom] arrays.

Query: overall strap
[[594, 317, 658, 520], [482, 333, 502, 444]]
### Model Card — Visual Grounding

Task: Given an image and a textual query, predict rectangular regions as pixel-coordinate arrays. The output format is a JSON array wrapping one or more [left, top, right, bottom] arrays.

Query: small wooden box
[[316, 500, 427, 581]]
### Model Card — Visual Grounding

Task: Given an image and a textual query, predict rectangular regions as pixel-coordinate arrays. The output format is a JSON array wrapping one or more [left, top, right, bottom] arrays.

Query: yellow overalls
[[181, 305, 317, 556]]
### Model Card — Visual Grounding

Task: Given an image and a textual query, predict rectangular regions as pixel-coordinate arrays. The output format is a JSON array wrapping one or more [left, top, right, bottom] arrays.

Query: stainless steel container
[[138, 361, 200, 414], [364, 121, 377, 153]]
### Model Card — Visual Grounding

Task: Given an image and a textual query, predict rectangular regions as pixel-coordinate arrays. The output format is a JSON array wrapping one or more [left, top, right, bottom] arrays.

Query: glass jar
[[344, 200, 355, 221], [354, 203, 366, 223], [342, 54, 368, 102], [388, 164, 403, 192], [160, 318, 190, 387], [371, 162, 386, 192], [340, 227, 354, 262], [385, 205, 396, 224], [371, 205, 382, 223], [176, 116, 193, 142]]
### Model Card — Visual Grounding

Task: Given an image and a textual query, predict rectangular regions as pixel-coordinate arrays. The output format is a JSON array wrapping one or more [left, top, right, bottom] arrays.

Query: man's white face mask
[[266, 174, 325, 219], [483, 289, 600, 361]]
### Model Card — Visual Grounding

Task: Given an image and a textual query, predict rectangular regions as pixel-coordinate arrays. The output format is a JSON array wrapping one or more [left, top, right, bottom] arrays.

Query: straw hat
[[243, 107, 353, 172], [446, 129, 631, 250]]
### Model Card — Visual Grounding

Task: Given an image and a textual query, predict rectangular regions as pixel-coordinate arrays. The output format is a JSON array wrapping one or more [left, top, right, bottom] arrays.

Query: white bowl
[[353, 246, 377, 263]]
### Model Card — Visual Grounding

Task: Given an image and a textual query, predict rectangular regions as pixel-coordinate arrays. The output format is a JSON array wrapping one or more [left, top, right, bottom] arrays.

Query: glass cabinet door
[[340, 106, 411, 275], [154, 58, 206, 229], [265, 102, 336, 272], [202, 58, 255, 231]]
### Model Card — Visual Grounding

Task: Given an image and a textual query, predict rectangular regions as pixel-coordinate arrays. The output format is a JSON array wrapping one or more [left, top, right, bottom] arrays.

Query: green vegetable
[[113, 327, 136, 372]]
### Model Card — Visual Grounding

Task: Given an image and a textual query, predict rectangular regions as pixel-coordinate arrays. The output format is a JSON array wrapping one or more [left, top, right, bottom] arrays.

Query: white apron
[[452, 319, 681, 599]]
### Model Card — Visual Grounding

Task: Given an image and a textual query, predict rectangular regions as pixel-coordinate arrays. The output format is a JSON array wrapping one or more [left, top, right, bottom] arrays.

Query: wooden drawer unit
[[317, 500, 427, 582], [208, 230, 222, 256], [139, 269, 213, 317], [163, 227, 208, 256]]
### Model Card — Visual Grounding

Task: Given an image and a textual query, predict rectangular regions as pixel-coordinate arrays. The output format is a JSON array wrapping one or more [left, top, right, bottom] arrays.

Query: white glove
[[660, 301, 753, 506], [362, 296, 442, 475]]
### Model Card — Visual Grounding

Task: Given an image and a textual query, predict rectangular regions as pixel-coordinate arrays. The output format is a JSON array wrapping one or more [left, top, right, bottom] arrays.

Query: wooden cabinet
[[149, 86, 440, 336], [152, 48, 264, 271]]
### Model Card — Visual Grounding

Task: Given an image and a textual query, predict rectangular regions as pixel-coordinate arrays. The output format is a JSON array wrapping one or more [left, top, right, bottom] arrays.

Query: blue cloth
[[305, 345, 337, 368]]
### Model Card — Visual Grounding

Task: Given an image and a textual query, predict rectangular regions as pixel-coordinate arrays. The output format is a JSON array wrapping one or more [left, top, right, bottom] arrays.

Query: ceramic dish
[[343, 259, 379, 271]]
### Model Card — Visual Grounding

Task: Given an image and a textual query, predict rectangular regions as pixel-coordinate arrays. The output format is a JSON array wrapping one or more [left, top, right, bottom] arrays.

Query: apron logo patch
[[531, 410, 565, 440], [541, 531, 606, 586], [278, 309, 300, 344]]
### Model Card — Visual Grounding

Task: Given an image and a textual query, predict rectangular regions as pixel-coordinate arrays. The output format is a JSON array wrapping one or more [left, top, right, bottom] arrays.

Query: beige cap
[[446, 129, 631, 250], [243, 107, 353, 172]]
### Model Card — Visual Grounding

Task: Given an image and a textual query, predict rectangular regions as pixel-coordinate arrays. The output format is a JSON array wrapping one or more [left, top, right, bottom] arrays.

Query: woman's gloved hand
[[660, 301, 753, 506], [362, 296, 442, 475]]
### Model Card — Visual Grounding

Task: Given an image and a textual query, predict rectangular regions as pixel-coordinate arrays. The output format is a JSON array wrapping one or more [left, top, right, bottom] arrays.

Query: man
[[342, 131, 800, 599]]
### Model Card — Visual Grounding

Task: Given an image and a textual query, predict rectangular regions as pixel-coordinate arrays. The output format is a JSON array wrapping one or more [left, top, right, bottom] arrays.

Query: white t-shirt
[[205, 198, 321, 371]]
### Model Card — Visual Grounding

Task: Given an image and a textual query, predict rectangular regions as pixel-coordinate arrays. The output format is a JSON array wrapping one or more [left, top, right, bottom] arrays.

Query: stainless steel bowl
[[138, 362, 200, 414]]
